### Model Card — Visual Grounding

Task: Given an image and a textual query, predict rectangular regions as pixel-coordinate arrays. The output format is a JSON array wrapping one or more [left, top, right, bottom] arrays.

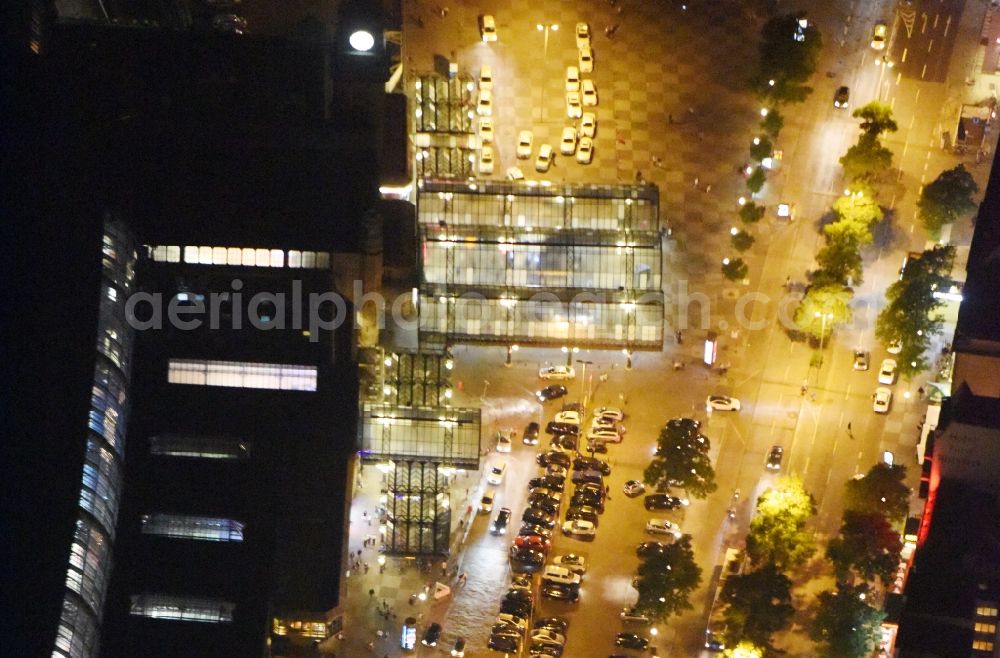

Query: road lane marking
[[890, 193, 897, 209], [944, 15, 951, 37], [902, 47, 908, 63], [927, 39, 934, 53], [921, 12, 928, 34], [933, 14, 939, 29], [921, 63, 927, 79], [914, 88, 921, 104]]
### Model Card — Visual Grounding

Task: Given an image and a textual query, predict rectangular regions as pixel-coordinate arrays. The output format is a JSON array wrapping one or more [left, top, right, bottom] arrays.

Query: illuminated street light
[[536, 23, 559, 59], [768, 79, 776, 87], [760, 108, 769, 117], [737, 196, 747, 206], [752, 137, 761, 145], [349, 30, 375, 52], [722, 257, 731, 265], [730, 227, 739, 236]]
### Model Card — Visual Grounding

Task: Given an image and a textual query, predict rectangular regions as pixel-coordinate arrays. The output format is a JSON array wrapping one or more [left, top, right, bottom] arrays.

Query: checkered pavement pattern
[[404, 0, 766, 285]]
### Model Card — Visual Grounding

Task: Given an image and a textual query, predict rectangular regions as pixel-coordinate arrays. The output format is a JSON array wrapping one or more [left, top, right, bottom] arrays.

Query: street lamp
[[815, 311, 833, 370], [505, 344, 519, 367], [536, 23, 559, 58], [576, 358, 594, 412]]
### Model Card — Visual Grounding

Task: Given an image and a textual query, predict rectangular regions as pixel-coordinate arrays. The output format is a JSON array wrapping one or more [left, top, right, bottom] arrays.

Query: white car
[[706, 395, 741, 411], [887, 340, 902, 355], [590, 416, 616, 431], [487, 461, 507, 485], [478, 116, 494, 143], [646, 519, 682, 538], [562, 518, 596, 538], [535, 144, 554, 173], [539, 365, 575, 380], [496, 613, 527, 630], [531, 629, 567, 646], [575, 22, 590, 49], [878, 358, 897, 385], [542, 565, 581, 586], [578, 46, 593, 73], [579, 112, 596, 138], [870, 22, 887, 50], [506, 166, 525, 181], [552, 553, 587, 574], [479, 64, 493, 91], [565, 66, 580, 92], [587, 428, 621, 443], [554, 410, 581, 425], [566, 91, 582, 119], [594, 406, 624, 421], [560, 126, 578, 155], [575, 136, 593, 164], [516, 130, 533, 159], [873, 387, 892, 414], [581, 79, 597, 106], [496, 428, 514, 452], [480, 14, 497, 42], [478, 145, 495, 175], [477, 89, 492, 116]]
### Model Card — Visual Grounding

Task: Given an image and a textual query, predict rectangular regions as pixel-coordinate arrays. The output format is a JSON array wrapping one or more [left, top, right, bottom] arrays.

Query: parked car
[[561, 518, 596, 539], [554, 410, 581, 425], [541, 582, 580, 602], [570, 492, 604, 514], [579, 111, 596, 138], [539, 365, 574, 380], [585, 439, 609, 454], [586, 428, 621, 443], [878, 358, 898, 385], [450, 636, 466, 657], [491, 507, 512, 534], [529, 477, 565, 493], [487, 634, 518, 653], [578, 46, 593, 73], [853, 350, 870, 371], [531, 628, 567, 646], [519, 522, 554, 538], [535, 143, 554, 172], [537, 451, 571, 468], [479, 64, 493, 90], [477, 89, 493, 115], [478, 116, 494, 143], [766, 445, 784, 471], [706, 395, 741, 411], [619, 607, 651, 623], [506, 166, 525, 181], [496, 428, 514, 453], [517, 130, 534, 159], [565, 505, 599, 526], [551, 554, 587, 574], [550, 435, 578, 452], [646, 518, 682, 538], [565, 66, 581, 92], [644, 493, 689, 510], [514, 533, 551, 553], [522, 507, 557, 529], [509, 546, 545, 571], [542, 565, 581, 586], [487, 461, 507, 485], [546, 421, 580, 436], [566, 90, 582, 119], [536, 384, 568, 402], [581, 79, 597, 106], [615, 633, 650, 650], [573, 456, 610, 475], [479, 14, 497, 42], [873, 387, 893, 414], [887, 339, 903, 354], [575, 22, 591, 48], [575, 136, 594, 164], [623, 480, 646, 497], [523, 421, 541, 445], [421, 622, 442, 646]]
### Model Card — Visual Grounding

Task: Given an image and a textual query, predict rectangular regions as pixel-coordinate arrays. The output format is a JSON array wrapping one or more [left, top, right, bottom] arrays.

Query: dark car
[[500, 598, 533, 617], [766, 445, 784, 471], [519, 522, 554, 538], [528, 488, 561, 504], [537, 450, 571, 467], [573, 456, 611, 475], [541, 582, 580, 602], [585, 439, 609, 454], [529, 641, 564, 657], [550, 434, 578, 451], [537, 384, 568, 402], [523, 421, 541, 445], [510, 546, 545, 571], [491, 507, 512, 535], [833, 85, 850, 108], [570, 492, 605, 513], [571, 469, 604, 486], [529, 477, 566, 493], [505, 588, 534, 604], [565, 505, 600, 526], [534, 616, 570, 633], [451, 636, 466, 657], [615, 632, 650, 650], [636, 541, 668, 558], [529, 497, 560, 515], [546, 421, 580, 436], [491, 622, 522, 638], [487, 634, 519, 653], [421, 622, 442, 646], [644, 493, 689, 510], [522, 507, 557, 528]]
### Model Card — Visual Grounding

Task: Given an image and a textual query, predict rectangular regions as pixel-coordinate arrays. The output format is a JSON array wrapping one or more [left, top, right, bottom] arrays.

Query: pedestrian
[[668, 113, 673, 124], [369, 588, 375, 598], [693, 177, 699, 188], [367, 640, 375, 650], [847, 422, 852, 431], [364, 562, 370, 574], [705, 183, 712, 193]]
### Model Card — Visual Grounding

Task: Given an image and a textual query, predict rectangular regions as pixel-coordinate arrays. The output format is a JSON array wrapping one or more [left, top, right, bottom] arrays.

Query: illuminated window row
[[64, 519, 111, 612], [129, 594, 235, 623], [140, 513, 245, 542], [168, 359, 317, 391], [148, 245, 330, 269], [78, 439, 121, 537], [149, 434, 251, 460], [52, 595, 99, 658]]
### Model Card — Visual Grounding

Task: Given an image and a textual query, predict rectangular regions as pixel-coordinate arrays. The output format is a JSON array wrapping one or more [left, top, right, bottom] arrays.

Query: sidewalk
[[318, 466, 482, 657]]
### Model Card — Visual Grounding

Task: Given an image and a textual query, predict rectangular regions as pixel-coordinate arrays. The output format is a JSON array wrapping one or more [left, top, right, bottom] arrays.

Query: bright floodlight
[[349, 30, 375, 52]]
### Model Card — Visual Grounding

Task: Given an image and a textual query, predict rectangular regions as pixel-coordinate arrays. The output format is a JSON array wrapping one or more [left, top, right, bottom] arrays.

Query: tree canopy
[[746, 477, 817, 569], [811, 583, 886, 658], [721, 564, 795, 649], [757, 14, 823, 102], [793, 284, 854, 341], [723, 641, 766, 658], [826, 511, 903, 583], [723, 258, 750, 282], [853, 102, 898, 138], [839, 133, 894, 182], [843, 463, 910, 522], [917, 164, 979, 236], [634, 534, 703, 621], [644, 423, 718, 498]]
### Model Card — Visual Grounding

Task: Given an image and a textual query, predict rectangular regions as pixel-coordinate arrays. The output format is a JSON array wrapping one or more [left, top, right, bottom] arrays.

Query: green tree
[[644, 423, 718, 498], [826, 511, 902, 583], [723, 642, 766, 658], [843, 463, 910, 522], [811, 583, 886, 658], [760, 109, 784, 137], [756, 14, 823, 102], [721, 564, 795, 649], [875, 245, 955, 377], [814, 222, 868, 286], [746, 167, 767, 193], [750, 136, 773, 162], [746, 477, 817, 569], [732, 230, 756, 252], [917, 164, 979, 237], [852, 101, 898, 138], [722, 258, 750, 282], [839, 133, 893, 182], [832, 185, 883, 228], [793, 284, 854, 341], [635, 534, 703, 621], [739, 202, 766, 225]]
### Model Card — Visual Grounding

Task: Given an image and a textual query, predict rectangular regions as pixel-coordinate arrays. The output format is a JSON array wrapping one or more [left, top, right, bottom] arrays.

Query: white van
[[542, 565, 581, 586], [487, 461, 507, 485], [479, 488, 497, 513]]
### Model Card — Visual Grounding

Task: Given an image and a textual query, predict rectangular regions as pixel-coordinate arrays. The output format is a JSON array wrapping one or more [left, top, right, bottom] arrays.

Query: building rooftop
[[956, 145, 1000, 345]]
